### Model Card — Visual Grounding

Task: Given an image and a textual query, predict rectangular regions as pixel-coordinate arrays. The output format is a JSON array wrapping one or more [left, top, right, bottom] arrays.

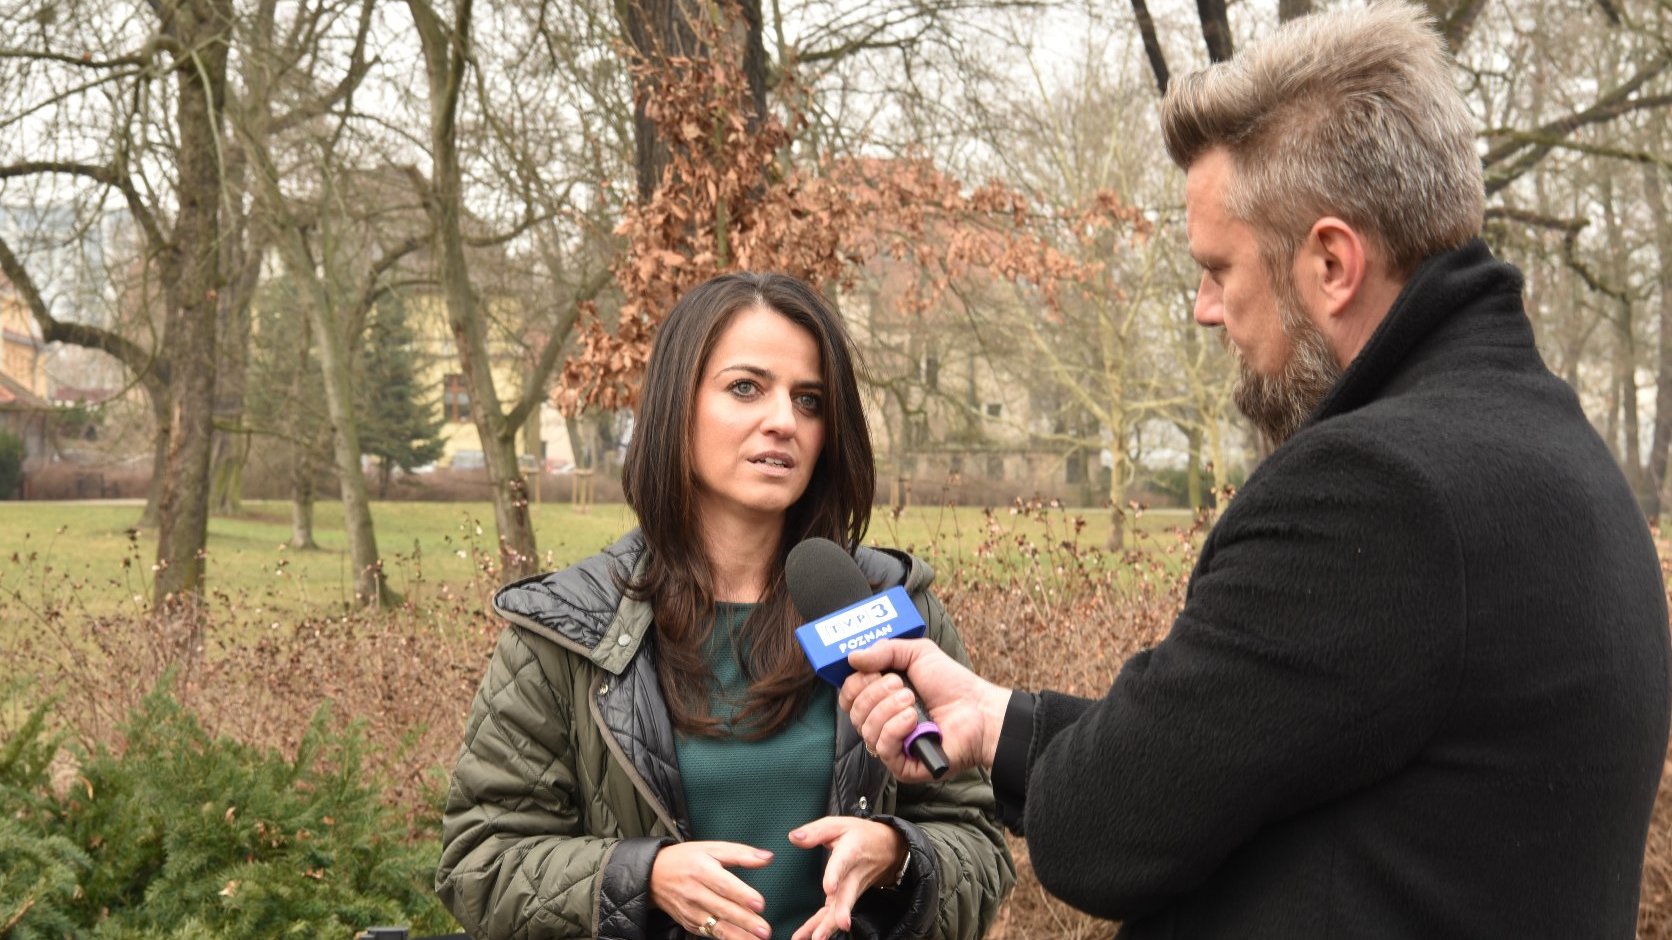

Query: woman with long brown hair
[[437, 272, 1012, 940]]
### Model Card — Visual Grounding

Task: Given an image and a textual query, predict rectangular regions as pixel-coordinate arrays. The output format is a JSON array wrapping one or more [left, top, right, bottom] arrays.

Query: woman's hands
[[649, 841, 774, 940], [788, 817, 908, 940]]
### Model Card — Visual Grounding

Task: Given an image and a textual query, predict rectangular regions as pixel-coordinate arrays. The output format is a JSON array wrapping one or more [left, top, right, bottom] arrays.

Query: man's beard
[[1230, 278, 1343, 448]]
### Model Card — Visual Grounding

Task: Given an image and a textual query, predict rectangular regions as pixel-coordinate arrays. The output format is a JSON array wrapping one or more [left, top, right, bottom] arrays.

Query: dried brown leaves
[[554, 6, 1148, 414]]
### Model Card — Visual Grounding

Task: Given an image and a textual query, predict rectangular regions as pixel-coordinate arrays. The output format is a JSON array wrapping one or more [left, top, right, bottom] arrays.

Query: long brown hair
[[621, 273, 874, 738]]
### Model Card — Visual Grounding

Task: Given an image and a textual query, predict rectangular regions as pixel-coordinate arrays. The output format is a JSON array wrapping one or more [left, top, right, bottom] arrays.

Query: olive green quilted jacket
[[435, 530, 1014, 940]]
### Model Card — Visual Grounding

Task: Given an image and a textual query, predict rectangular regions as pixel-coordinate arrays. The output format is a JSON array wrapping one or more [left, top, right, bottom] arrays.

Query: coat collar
[[492, 529, 652, 676], [1310, 237, 1530, 425]]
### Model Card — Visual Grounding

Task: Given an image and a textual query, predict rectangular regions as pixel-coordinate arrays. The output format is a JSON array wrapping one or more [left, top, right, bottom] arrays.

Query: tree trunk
[[1644, 158, 1672, 522], [566, 413, 588, 470], [296, 245, 394, 606], [209, 196, 264, 516], [622, 0, 705, 201], [314, 304, 394, 607], [287, 319, 323, 550], [290, 446, 319, 550], [1185, 425, 1203, 510], [1602, 181, 1647, 506], [138, 379, 170, 528], [153, 0, 232, 612], [1196, 0, 1234, 63], [409, 0, 538, 578], [254, 124, 395, 604], [1129, 0, 1171, 95]]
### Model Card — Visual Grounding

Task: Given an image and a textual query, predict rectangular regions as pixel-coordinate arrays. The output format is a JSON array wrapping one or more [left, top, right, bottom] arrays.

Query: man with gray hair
[[839, 3, 1670, 936]]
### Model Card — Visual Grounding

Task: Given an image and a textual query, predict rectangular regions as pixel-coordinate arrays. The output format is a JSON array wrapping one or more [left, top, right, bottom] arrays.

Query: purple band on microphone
[[902, 721, 941, 756]]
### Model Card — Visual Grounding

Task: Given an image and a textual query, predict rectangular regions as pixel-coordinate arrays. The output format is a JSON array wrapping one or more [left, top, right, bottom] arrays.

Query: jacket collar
[[1310, 237, 1530, 425], [492, 529, 653, 676]]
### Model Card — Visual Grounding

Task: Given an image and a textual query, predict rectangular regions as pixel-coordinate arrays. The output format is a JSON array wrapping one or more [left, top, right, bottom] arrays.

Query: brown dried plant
[[555, 5, 1146, 415]]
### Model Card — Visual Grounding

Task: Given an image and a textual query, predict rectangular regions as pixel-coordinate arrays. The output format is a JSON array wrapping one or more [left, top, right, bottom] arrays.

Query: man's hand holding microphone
[[837, 640, 1013, 782]]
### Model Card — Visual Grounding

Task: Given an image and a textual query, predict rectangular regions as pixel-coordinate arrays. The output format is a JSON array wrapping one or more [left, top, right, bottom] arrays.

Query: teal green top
[[674, 602, 836, 939]]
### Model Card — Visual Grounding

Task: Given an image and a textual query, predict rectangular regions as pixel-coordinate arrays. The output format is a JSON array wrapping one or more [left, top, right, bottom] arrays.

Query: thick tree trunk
[[622, 0, 704, 201], [153, 0, 231, 611], [622, 0, 765, 200]]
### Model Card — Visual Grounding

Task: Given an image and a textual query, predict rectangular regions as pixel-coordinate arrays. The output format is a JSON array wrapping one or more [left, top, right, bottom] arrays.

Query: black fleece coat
[[1019, 240, 1671, 937]]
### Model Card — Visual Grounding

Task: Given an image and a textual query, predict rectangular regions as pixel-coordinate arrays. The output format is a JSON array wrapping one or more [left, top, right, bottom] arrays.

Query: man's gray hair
[[1162, 1, 1484, 277]]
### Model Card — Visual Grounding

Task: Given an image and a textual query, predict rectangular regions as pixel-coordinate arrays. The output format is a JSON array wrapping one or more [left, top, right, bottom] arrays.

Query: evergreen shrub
[[0, 687, 454, 938], [1, 701, 86, 940], [0, 429, 23, 499]]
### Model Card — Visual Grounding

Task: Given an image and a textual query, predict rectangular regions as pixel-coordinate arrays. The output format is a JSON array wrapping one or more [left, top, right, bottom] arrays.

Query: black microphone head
[[785, 537, 873, 621]]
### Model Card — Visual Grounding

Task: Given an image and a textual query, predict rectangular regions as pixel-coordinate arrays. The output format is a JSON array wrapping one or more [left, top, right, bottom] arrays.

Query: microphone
[[786, 537, 951, 779]]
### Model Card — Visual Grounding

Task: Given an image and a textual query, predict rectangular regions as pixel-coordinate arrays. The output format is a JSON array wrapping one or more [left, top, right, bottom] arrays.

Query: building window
[[987, 454, 1004, 480], [985, 402, 1002, 419], [443, 374, 470, 422]]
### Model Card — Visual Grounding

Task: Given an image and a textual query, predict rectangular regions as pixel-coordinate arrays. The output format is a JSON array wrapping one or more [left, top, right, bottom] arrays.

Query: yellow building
[[0, 280, 51, 472], [408, 292, 575, 473]]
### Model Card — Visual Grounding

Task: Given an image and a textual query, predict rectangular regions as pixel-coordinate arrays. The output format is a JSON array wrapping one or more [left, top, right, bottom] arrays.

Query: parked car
[[449, 449, 485, 471]]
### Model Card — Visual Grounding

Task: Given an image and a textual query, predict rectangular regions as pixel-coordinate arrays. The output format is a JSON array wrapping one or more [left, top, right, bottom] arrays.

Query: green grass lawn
[[0, 498, 1198, 625]]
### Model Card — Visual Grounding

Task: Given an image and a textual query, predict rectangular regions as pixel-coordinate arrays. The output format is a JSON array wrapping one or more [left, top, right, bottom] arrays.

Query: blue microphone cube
[[795, 585, 926, 686]]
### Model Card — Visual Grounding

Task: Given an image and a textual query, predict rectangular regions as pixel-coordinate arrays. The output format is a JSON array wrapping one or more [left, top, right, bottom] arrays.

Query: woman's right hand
[[649, 841, 774, 940]]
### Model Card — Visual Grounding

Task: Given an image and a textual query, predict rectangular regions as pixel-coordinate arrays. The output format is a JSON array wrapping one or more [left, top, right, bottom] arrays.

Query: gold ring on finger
[[700, 915, 718, 937]]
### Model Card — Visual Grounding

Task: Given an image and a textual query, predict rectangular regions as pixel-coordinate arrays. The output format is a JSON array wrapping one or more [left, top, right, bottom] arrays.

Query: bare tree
[[0, 0, 234, 611]]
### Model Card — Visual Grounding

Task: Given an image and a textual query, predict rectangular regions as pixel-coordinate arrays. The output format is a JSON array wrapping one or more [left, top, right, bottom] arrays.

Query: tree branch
[[1480, 52, 1671, 192], [0, 232, 167, 383], [0, 47, 150, 68], [0, 160, 170, 257], [268, 0, 376, 136], [344, 233, 429, 343], [504, 265, 613, 433], [1483, 206, 1587, 233], [1485, 119, 1672, 195], [1130, 0, 1170, 96]]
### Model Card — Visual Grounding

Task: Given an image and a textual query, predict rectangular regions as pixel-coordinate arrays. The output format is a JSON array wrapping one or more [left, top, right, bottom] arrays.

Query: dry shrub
[[1645, 756, 1672, 939], [23, 462, 150, 499], [927, 499, 1198, 938], [4, 544, 508, 838], [1639, 537, 1672, 940]]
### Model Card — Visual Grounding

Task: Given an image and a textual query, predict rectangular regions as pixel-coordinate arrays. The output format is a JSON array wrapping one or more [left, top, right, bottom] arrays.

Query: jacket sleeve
[[854, 590, 1016, 940], [1020, 429, 1467, 921], [436, 626, 673, 940]]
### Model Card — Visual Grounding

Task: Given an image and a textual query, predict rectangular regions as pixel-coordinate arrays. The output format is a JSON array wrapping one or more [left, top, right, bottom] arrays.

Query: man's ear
[[1295, 217, 1368, 320]]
